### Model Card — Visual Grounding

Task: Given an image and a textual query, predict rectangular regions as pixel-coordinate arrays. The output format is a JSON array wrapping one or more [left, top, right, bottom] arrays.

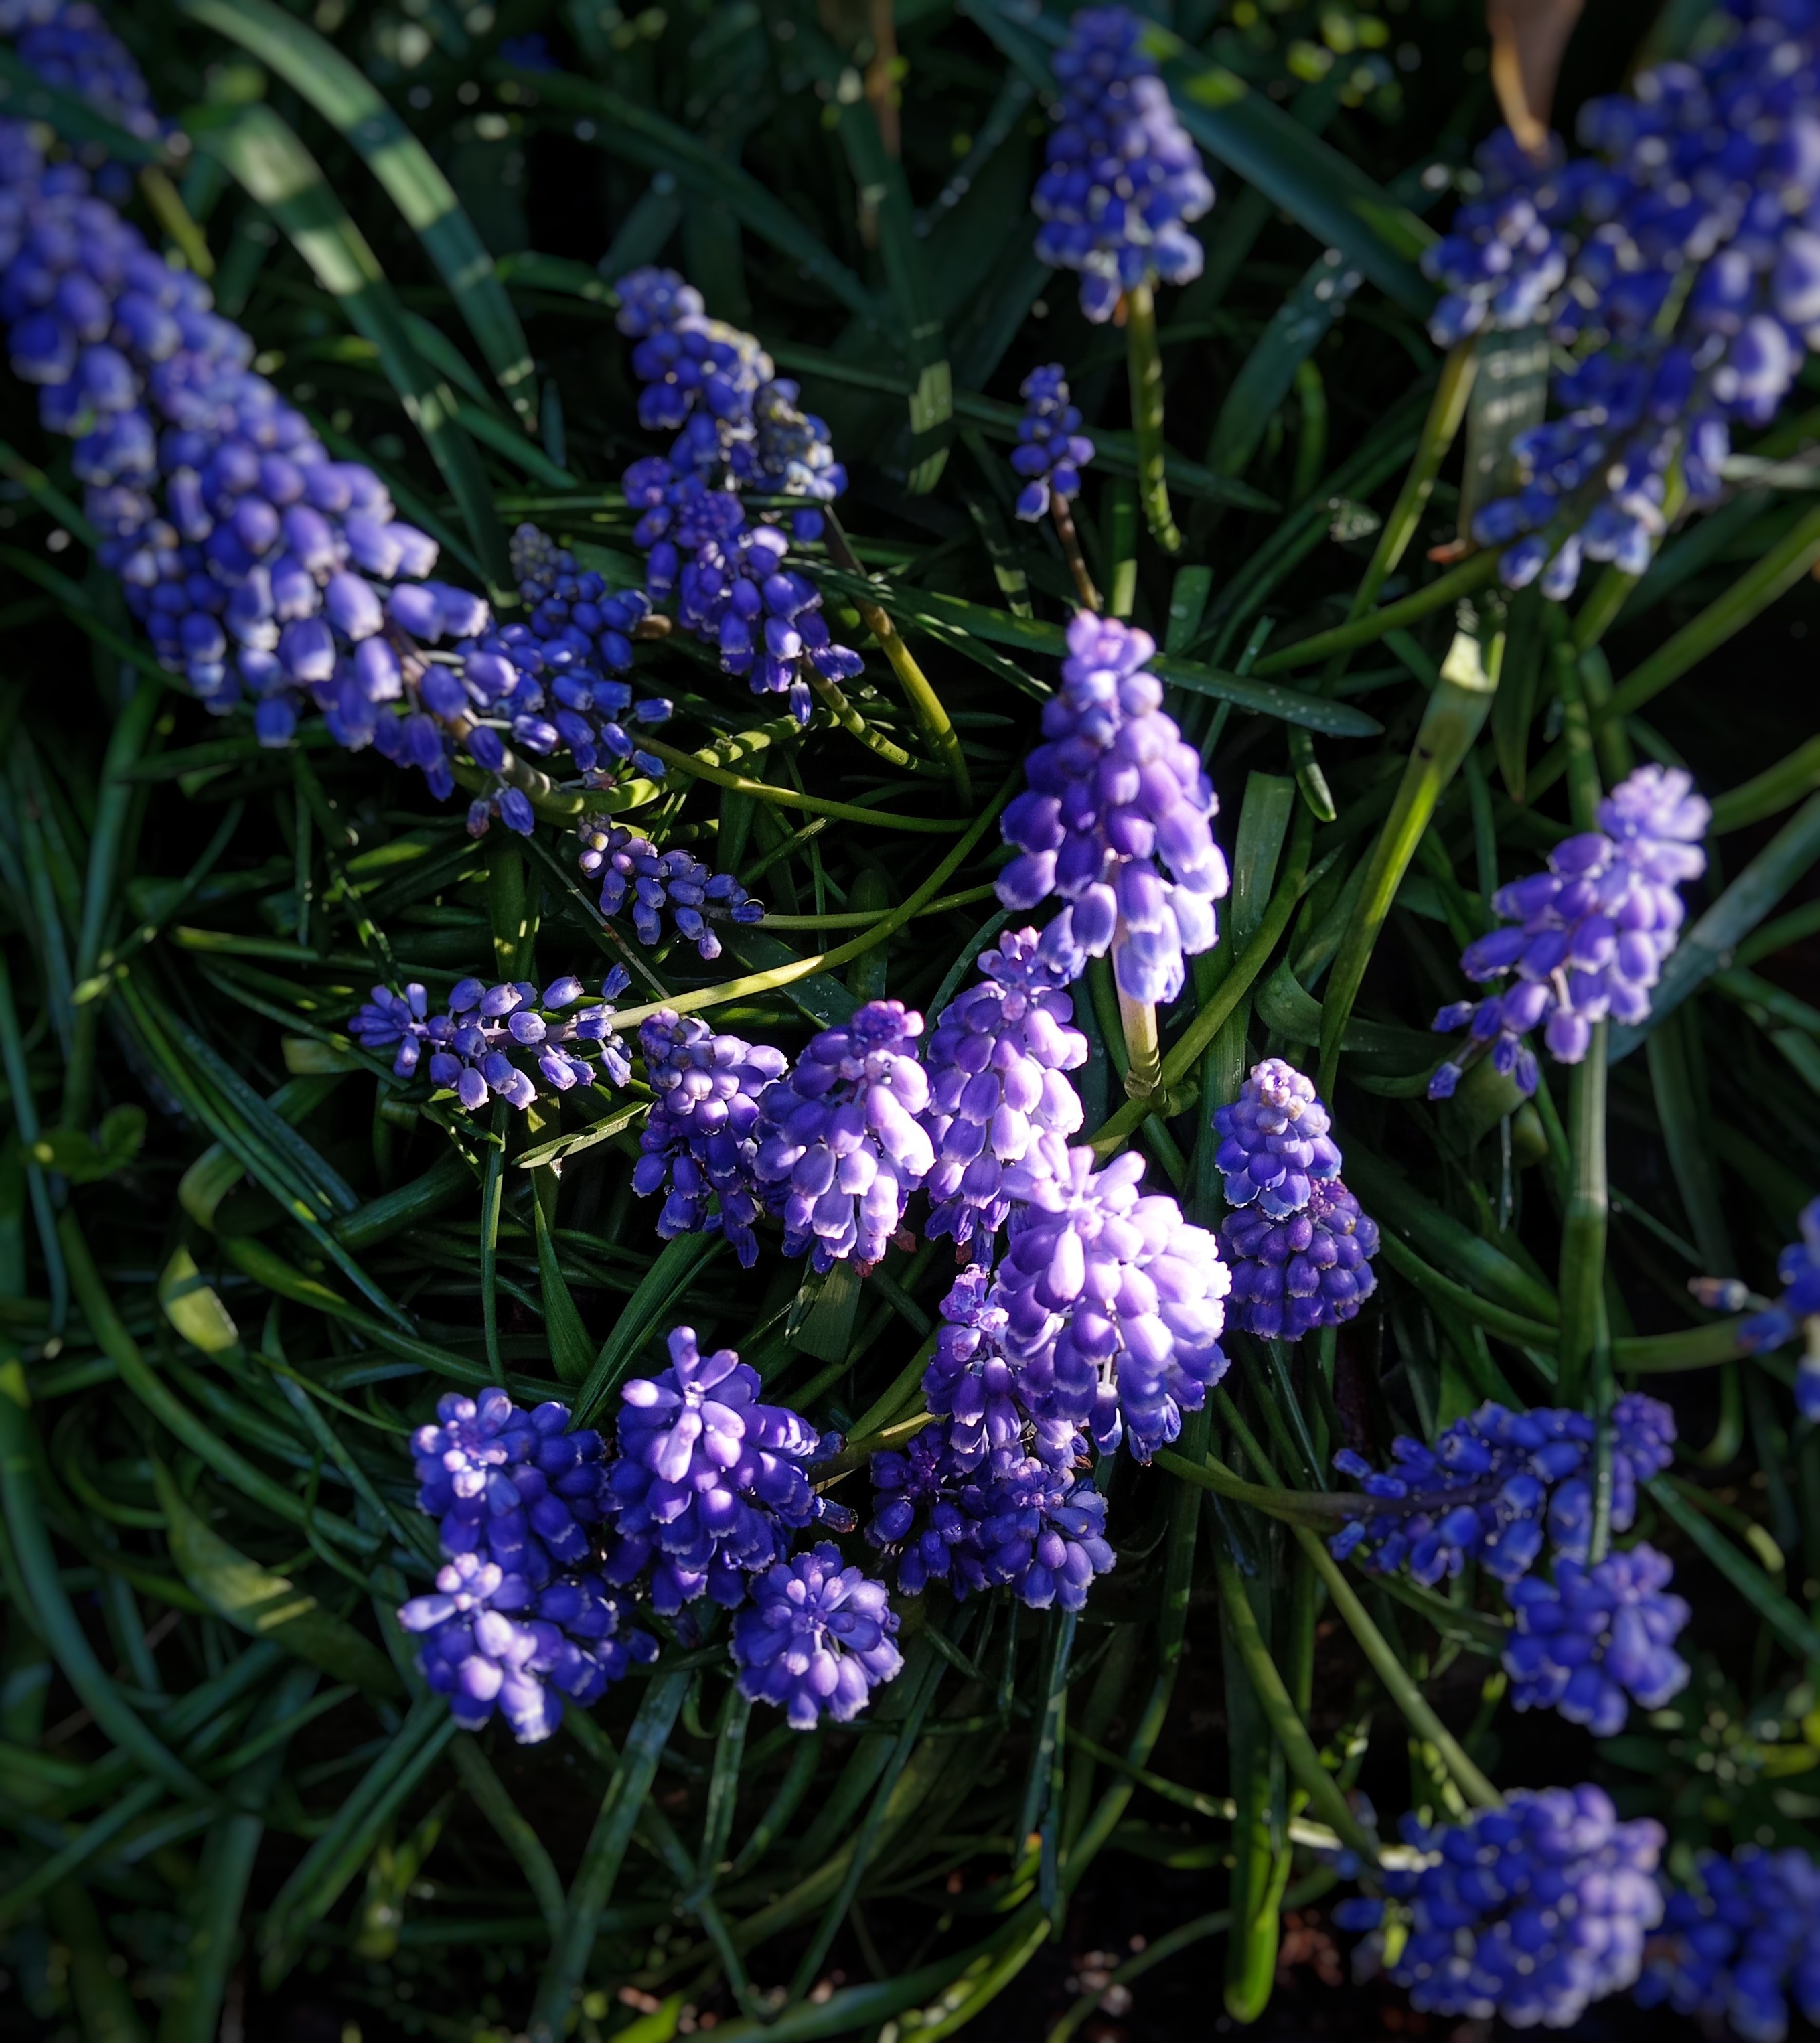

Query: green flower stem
[[809, 672, 938, 776], [822, 510, 972, 802], [1091, 804, 1312, 1152], [479, 1100, 509, 1377], [635, 737, 968, 832], [1251, 550, 1499, 674], [1207, 1530, 1376, 1859], [1124, 281, 1181, 552], [1284, 344, 1479, 822], [1557, 1025, 1610, 1412], [599, 771, 1015, 1039], [1290, 1523, 1502, 1809], [1318, 615, 1502, 1095], [1116, 982, 1162, 1100], [529, 1669, 691, 2043], [1616, 1320, 1751, 1372], [1152, 1446, 1353, 1527], [1355, 342, 1479, 613], [757, 881, 998, 929]]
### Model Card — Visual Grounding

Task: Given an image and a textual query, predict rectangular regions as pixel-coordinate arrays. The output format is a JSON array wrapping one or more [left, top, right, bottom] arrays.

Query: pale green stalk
[[1124, 281, 1180, 552], [1318, 613, 1503, 1095]]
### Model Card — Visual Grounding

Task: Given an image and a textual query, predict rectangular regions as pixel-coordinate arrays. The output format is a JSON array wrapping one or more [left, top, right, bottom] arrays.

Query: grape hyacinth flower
[[577, 819, 763, 962], [1335, 1787, 1665, 2026], [599, 1326, 850, 1614], [1010, 365, 1095, 522], [399, 1549, 655, 1744], [753, 1000, 935, 1272], [866, 1425, 990, 1599], [1503, 1543, 1691, 1736], [1422, 5, 1820, 591], [612, 266, 861, 718], [1031, 6, 1214, 325], [866, 1428, 1115, 1611], [1211, 1058, 1342, 1217], [1430, 765, 1710, 1098], [921, 1263, 1073, 1473], [1637, 1847, 1820, 2043], [633, 1011, 787, 1266], [1732, 1197, 1820, 1419], [997, 613, 1229, 1004], [1220, 1178, 1380, 1341], [918, 927, 1089, 1248], [993, 1139, 1229, 1462], [410, 1387, 613, 1582], [1331, 1394, 1676, 1587], [502, 522, 672, 785], [731, 1541, 904, 1729], [349, 972, 632, 1113], [1010, 364, 1101, 608], [5, 0, 163, 146]]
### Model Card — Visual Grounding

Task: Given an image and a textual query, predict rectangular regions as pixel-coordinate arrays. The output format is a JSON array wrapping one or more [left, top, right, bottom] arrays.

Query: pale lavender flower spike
[[1430, 763, 1709, 1097], [997, 613, 1229, 1005]]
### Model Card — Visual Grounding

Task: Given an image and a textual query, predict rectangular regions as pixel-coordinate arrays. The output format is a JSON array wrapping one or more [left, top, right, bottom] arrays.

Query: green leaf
[[195, 103, 510, 590], [1205, 250, 1365, 479], [29, 1103, 145, 1183], [795, 23, 952, 490], [0, 44, 160, 163], [179, 0, 538, 428], [814, 571, 1381, 736], [159, 1245, 241, 1357], [498, 66, 879, 321], [151, 1462, 402, 1696], [533, 1186, 595, 1385], [578, 1233, 724, 1425]]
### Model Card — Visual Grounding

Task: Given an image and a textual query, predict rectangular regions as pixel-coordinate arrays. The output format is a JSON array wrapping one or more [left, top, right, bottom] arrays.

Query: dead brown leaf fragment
[[1487, 0, 1586, 156]]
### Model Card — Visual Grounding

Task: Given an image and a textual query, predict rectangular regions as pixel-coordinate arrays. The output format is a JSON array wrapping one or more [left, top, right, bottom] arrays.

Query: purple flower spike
[[350, 972, 631, 1114], [753, 1000, 934, 1272], [1220, 1177, 1379, 1341], [1430, 763, 1708, 1095], [579, 818, 762, 962], [1031, 7, 1215, 322], [998, 613, 1228, 1004], [1347, 1786, 1664, 2027], [731, 1541, 904, 1729], [1424, 12, 1820, 589], [599, 1326, 846, 1614], [1735, 1196, 1820, 1419], [1503, 1541, 1691, 1736], [1330, 1395, 1675, 1588], [610, 266, 856, 710], [1211, 1057, 1341, 1217], [1638, 1846, 1820, 2043], [1010, 364, 1096, 521], [918, 927, 1089, 1248], [992, 1139, 1229, 1462], [633, 1010, 788, 1266], [400, 1550, 656, 1744]]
